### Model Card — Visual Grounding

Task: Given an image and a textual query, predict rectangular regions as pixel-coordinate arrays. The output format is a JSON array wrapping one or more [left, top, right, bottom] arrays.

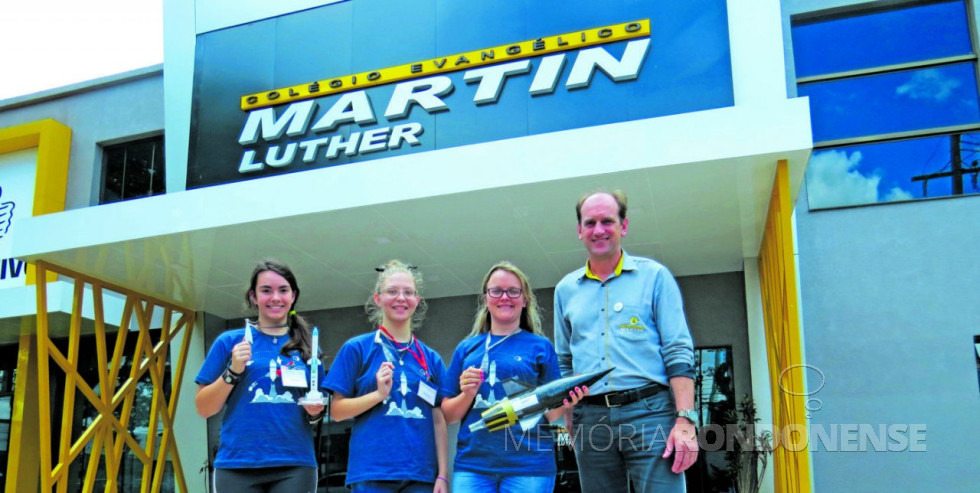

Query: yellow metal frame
[[757, 160, 812, 493], [31, 260, 195, 493], [0, 118, 71, 284]]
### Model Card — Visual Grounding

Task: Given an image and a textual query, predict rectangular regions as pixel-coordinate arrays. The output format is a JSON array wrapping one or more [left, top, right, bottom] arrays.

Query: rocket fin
[[501, 378, 533, 397], [519, 412, 544, 432]]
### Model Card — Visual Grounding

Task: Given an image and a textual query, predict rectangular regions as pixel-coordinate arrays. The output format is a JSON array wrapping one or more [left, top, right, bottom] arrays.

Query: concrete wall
[[781, 1, 980, 490], [0, 68, 164, 209], [795, 186, 980, 491]]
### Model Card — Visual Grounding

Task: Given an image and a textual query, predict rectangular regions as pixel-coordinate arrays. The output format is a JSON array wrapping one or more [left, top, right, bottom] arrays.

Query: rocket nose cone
[[581, 367, 616, 387]]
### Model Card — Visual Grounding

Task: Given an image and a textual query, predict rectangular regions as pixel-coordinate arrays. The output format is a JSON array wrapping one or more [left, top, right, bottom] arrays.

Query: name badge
[[417, 380, 437, 406], [281, 367, 308, 388]]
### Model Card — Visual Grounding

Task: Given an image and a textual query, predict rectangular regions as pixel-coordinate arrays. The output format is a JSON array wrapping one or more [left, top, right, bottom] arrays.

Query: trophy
[[298, 326, 329, 405]]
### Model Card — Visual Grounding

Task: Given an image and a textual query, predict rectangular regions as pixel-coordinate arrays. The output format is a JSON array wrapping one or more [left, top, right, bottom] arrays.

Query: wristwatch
[[222, 364, 242, 385], [677, 409, 699, 426]]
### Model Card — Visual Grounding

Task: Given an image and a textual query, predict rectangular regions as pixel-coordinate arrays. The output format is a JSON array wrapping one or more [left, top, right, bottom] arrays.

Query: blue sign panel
[[188, 0, 732, 189]]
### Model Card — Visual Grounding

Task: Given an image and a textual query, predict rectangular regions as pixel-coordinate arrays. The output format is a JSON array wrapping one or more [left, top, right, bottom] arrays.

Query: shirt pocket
[[612, 304, 652, 342]]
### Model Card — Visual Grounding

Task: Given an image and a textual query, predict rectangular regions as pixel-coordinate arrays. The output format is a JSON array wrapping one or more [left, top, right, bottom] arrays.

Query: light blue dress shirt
[[554, 251, 695, 394]]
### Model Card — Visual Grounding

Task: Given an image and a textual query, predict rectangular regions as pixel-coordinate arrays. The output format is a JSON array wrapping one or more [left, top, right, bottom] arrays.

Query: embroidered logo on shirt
[[618, 316, 646, 331]]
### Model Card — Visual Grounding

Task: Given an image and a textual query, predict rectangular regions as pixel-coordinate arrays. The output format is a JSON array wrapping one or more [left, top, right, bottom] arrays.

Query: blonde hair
[[469, 261, 542, 337], [365, 259, 427, 330]]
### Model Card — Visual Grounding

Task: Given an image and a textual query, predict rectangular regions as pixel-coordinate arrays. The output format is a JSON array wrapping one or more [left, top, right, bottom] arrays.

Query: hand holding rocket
[[298, 326, 328, 405], [469, 367, 613, 433]]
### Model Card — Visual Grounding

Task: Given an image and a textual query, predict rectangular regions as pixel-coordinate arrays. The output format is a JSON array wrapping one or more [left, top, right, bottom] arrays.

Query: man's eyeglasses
[[381, 288, 418, 298], [485, 287, 523, 299]]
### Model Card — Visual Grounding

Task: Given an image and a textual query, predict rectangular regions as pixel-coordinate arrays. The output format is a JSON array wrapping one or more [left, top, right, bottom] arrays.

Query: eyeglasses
[[381, 288, 418, 298], [485, 287, 523, 299]]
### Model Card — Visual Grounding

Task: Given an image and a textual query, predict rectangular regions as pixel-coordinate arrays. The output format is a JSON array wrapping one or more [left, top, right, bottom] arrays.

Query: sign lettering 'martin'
[[237, 38, 651, 174]]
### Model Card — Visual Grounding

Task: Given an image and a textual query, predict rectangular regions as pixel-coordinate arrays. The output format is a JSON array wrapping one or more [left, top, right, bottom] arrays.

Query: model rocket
[[244, 321, 254, 366], [301, 326, 326, 403], [468, 367, 614, 433]]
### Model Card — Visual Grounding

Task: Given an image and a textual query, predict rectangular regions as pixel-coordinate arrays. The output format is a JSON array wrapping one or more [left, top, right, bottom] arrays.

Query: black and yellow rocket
[[469, 367, 614, 433]]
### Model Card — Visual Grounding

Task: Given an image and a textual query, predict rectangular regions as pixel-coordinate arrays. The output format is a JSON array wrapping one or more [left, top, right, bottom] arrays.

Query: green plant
[[723, 394, 773, 493]]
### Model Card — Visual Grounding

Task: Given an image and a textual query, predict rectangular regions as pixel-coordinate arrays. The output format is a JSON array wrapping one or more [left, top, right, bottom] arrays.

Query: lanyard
[[485, 328, 521, 353], [379, 326, 429, 377], [480, 328, 521, 373]]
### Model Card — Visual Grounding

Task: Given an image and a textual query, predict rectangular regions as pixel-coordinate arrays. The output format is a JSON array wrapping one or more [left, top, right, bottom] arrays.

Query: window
[[687, 346, 736, 493], [974, 335, 980, 393], [793, 0, 980, 209], [100, 136, 165, 205], [0, 345, 18, 492]]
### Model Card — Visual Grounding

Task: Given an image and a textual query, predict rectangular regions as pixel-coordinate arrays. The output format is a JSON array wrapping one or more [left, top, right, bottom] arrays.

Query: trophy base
[[298, 393, 329, 405]]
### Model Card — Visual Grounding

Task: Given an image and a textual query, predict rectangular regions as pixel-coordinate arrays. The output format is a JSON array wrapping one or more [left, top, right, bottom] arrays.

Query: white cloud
[[807, 149, 913, 208], [895, 69, 961, 102], [883, 187, 913, 202]]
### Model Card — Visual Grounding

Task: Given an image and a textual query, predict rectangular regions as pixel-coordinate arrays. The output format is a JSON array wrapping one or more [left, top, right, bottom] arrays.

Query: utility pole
[[911, 133, 980, 195]]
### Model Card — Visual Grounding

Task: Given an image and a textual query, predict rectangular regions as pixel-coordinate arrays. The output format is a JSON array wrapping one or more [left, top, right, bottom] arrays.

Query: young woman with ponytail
[[195, 259, 325, 493]]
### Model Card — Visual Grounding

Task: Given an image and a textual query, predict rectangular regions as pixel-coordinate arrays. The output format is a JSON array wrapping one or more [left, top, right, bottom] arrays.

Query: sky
[[0, 0, 164, 101]]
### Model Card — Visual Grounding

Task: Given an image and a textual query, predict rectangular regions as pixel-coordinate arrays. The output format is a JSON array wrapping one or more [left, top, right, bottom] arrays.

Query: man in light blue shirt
[[554, 190, 698, 493]]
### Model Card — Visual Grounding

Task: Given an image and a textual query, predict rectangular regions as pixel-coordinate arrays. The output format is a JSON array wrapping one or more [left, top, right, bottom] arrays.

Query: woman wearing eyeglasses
[[323, 260, 449, 493], [440, 261, 588, 492]]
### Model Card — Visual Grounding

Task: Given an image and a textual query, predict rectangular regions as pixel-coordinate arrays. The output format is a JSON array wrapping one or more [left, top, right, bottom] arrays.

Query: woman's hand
[[458, 367, 484, 397], [375, 362, 395, 401], [433, 476, 449, 493], [562, 385, 589, 409], [302, 403, 325, 416], [228, 339, 252, 374]]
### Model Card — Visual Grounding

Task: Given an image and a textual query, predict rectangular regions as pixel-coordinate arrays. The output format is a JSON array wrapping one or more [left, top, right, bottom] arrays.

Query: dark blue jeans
[[571, 387, 686, 493]]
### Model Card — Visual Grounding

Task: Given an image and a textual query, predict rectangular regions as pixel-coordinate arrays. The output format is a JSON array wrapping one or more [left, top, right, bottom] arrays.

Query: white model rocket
[[299, 326, 326, 404], [244, 320, 254, 366], [308, 327, 322, 395]]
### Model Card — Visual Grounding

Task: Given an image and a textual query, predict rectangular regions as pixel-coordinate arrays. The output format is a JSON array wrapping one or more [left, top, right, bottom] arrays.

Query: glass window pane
[[122, 141, 156, 200], [793, 0, 971, 77], [101, 136, 165, 205], [102, 148, 126, 203], [799, 62, 980, 142], [806, 132, 980, 209]]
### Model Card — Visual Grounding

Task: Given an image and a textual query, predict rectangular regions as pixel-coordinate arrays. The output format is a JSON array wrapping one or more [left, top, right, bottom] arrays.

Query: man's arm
[[651, 266, 698, 472], [553, 286, 574, 377], [664, 376, 698, 473]]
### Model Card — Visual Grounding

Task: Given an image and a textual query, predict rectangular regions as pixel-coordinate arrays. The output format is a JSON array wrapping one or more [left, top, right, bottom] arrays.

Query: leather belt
[[580, 382, 666, 408]]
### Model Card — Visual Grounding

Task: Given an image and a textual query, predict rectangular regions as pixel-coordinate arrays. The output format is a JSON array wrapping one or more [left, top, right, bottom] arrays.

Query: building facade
[[0, 0, 977, 492]]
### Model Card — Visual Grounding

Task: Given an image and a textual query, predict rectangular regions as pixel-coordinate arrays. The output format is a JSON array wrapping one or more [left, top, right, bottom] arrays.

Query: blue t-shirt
[[323, 331, 448, 486], [440, 329, 561, 477], [195, 327, 326, 469]]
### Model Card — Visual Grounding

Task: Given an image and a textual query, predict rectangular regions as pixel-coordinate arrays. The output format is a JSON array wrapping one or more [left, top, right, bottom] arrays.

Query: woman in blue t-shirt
[[441, 261, 588, 493], [195, 259, 326, 493], [323, 260, 449, 493]]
